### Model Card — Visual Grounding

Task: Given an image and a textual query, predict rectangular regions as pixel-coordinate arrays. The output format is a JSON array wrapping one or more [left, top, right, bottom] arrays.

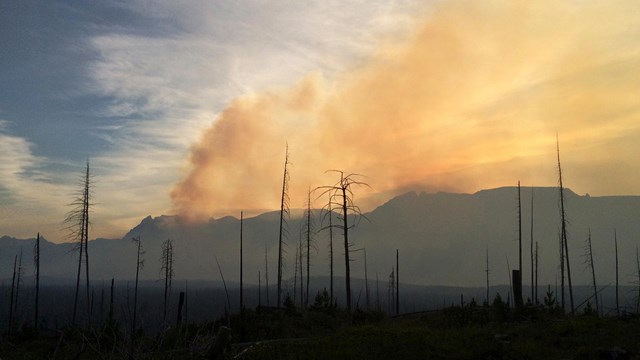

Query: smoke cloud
[[171, 0, 640, 220]]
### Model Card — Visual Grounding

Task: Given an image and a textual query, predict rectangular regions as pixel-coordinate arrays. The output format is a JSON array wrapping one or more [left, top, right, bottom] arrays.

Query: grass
[[2, 305, 639, 359]]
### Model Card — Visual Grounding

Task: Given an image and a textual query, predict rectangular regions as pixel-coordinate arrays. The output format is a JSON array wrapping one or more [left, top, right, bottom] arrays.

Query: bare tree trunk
[[376, 272, 380, 311], [485, 246, 490, 305], [328, 202, 334, 304], [8, 255, 17, 337], [84, 161, 91, 326], [277, 145, 290, 309], [586, 229, 599, 314], [557, 136, 574, 314], [514, 181, 523, 307], [258, 271, 262, 308], [530, 187, 534, 303], [131, 236, 143, 355], [265, 244, 270, 306], [615, 230, 620, 317], [342, 183, 351, 312], [299, 233, 304, 306], [534, 241, 536, 305], [364, 248, 370, 310], [305, 190, 312, 307], [396, 249, 399, 315], [240, 212, 243, 311], [293, 245, 298, 305], [636, 246, 640, 313], [34, 232, 40, 332], [15, 250, 23, 327], [73, 220, 84, 326]]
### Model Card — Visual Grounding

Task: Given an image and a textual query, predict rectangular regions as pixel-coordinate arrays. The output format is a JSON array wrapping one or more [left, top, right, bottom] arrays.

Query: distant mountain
[[2, 187, 640, 290]]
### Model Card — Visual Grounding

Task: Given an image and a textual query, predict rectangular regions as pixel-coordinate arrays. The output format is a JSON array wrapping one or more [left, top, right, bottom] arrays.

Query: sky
[[1, 0, 639, 243]]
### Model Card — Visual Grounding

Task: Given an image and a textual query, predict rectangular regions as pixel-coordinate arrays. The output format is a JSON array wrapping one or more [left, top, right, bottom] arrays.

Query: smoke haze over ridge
[[171, 0, 640, 220]]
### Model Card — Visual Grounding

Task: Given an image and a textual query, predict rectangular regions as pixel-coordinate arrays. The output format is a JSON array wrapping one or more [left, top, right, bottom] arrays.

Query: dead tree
[[615, 230, 620, 317], [131, 236, 144, 354], [276, 144, 291, 309], [328, 201, 334, 303], [33, 233, 40, 331], [160, 239, 174, 322], [582, 229, 598, 314], [364, 248, 370, 310], [258, 271, 262, 307], [513, 182, 523, 308], [298, 229, 304, 306], [239, 212, 244, 311], [396, 249, 400, 315], [535, 241, 539, 305], [15, 249, 23, 326], [293, 244, 299, 305], [388, 268, 395, 314], [530, 187, 535, 303], [557, 136, 575, 313], [376, 272, 380, 311], [64, 160, 93, 326], [636, 246, 640, 313], [485, 246, 490, 305], [8, 254, 17, 337], [264, 244, 270, 306], [316, 171, 370, 312], [303, 189, 316, 307]]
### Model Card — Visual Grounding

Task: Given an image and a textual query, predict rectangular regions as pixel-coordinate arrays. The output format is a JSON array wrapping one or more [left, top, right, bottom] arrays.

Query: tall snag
[[8, 254, 17, 337], [131, 236, 144, 354], [239, 212, 244, 311], [557, 136, 575, 313], [582, 229, 598, 314], [276, 145, 290, 309], [160, 239, 174, 322], [64, 160, 93, 326], [615, 230, 620, 317], [513, 182, 524, 308], [485, 246, 490, 305], [316, 171, 370, 312], [530, 187, 535, 303], [303, 189, 316, 307], [33, 233, 40, 331]]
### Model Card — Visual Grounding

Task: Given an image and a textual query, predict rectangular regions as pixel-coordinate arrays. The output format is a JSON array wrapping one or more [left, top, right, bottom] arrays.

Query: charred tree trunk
[[396, 249, 399, 315], [557, 137, 574, 313], [328, 202, 334, 304], [586, 229, 599, 314], [131, 236, 143, 355], [530, 187, 534, 303], [342, 183, 351, 311], [240, 212, 244, 311], [485, 246, 490, 305], [34, 232, 40, 331], [277, 145, 290, 309], [615, 230, 620, 317], [8, 255, 17, 337], [265, 244, 270, 307], [364, 248, 370, 310]]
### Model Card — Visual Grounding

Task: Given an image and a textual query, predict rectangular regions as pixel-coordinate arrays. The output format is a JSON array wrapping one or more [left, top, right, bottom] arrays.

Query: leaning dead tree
[[64, 160, 93, 326], [582, 228, 598, 314], [276, 145, 291, 309], [316, 171, 370, 312], [557, 136, 575, 313], [160, 238, 174, 321]]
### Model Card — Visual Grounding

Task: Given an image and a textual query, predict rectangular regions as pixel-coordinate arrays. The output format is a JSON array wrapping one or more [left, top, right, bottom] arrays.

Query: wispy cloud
[[76, 0, 427, 238]]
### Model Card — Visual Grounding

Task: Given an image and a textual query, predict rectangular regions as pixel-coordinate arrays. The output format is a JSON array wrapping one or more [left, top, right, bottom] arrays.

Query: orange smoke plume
[[171, 0, 640, 219]]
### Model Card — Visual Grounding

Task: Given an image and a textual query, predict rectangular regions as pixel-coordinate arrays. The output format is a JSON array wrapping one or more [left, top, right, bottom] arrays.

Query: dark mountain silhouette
[[2, 187, 639, 289]]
